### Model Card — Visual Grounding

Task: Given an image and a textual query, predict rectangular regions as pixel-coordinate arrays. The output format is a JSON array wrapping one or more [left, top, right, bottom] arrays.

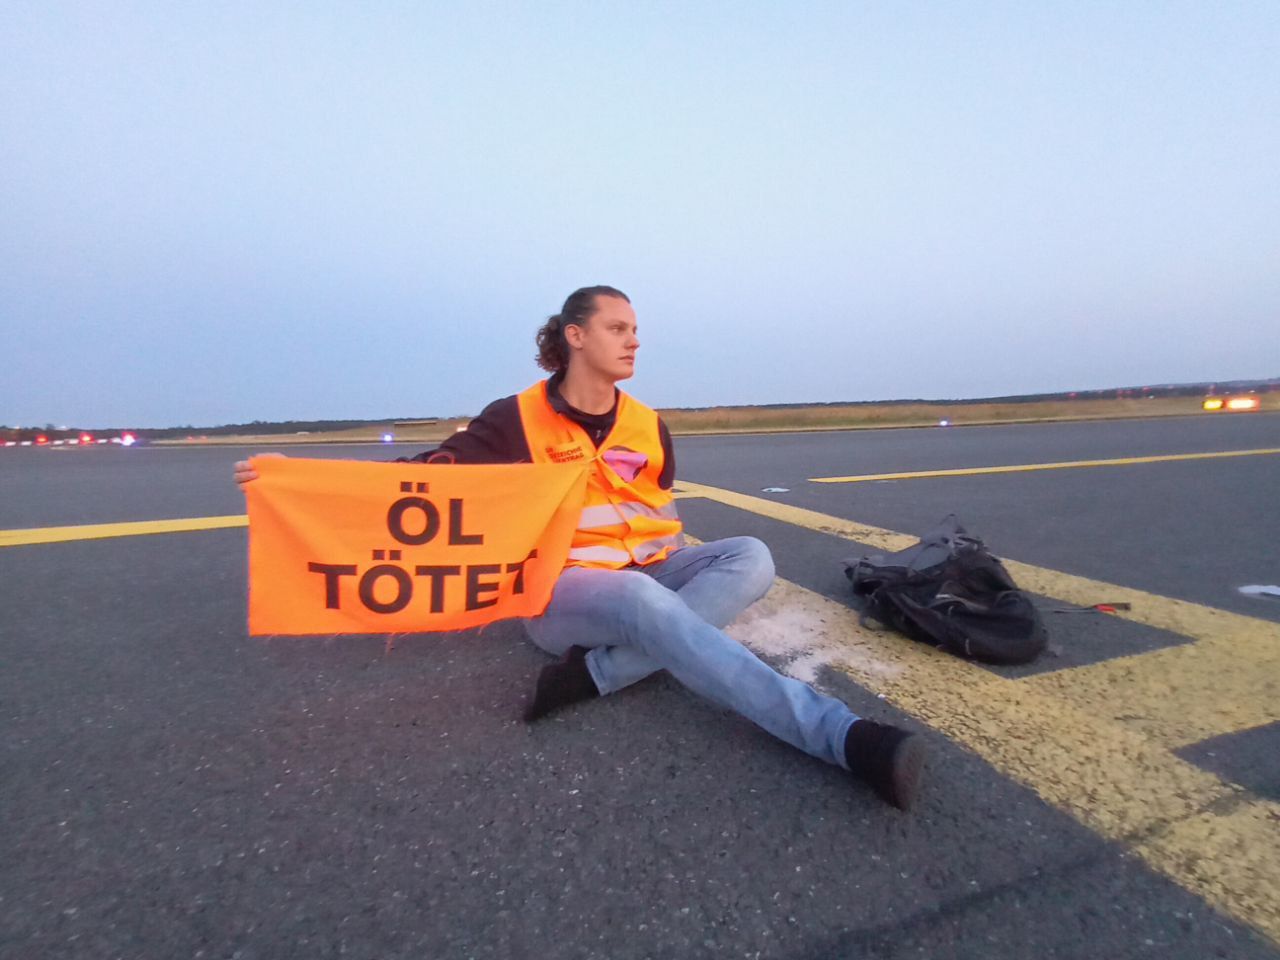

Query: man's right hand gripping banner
[[245, 457, 589, 636]]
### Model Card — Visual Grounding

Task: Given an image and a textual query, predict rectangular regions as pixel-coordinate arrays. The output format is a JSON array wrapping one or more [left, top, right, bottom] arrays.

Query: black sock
[[843, 719, 925, 811], [523, 645, 600, 722]]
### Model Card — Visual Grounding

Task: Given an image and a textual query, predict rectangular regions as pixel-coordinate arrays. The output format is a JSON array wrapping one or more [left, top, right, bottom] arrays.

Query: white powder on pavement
[[725, 586, 904, 686]]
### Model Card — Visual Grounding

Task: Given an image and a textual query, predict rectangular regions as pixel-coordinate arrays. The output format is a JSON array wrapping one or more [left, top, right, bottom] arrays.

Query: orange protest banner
[[245, 457, 589, 636]]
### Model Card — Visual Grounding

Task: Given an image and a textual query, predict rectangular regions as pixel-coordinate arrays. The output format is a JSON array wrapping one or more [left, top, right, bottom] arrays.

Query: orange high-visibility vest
[[516, 380, 683, 570]]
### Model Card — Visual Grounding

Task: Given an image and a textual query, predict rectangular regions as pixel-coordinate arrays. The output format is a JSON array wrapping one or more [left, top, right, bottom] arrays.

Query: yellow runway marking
[[9, 486, 1278, 939], [0, 515, 248, 547], [1021, 624, 1280, 749], [809, 447, 1280, 483], [682, 480, 1280, 944]]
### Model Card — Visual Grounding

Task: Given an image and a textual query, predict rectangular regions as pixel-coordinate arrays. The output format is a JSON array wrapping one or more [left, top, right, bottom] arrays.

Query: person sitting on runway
[[234, 285, 927, 810]]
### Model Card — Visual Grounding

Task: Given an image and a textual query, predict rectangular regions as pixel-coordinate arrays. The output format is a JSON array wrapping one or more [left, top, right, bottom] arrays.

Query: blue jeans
[[523, 537, 858, 769]]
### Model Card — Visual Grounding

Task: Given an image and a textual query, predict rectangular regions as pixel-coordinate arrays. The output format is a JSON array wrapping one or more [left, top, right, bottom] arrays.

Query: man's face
[[567, 296, 640, 382]]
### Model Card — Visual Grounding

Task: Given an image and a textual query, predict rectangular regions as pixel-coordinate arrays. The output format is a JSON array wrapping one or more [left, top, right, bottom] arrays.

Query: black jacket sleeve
[[397, 396, 532, 465], [658, 418, 676, 490]]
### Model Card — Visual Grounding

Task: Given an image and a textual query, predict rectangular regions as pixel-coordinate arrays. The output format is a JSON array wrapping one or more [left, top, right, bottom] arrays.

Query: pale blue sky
[[2, 1, 1277, 427]]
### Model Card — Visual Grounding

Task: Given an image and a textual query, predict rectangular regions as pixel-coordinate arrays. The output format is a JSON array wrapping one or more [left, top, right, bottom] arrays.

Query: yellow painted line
[[1134, 797, 1280, 935], [732, 578, 1230, 835], [679, 480, 1274, 642], [809, 447, 1280, 483], [683, 479, 1280, 943], [0, 515, 248, 547], [729, 574, 1280, 944], [677, 482, 919, 553], [680, 480, 1280, 746], [1019, 613, 1280, 748]]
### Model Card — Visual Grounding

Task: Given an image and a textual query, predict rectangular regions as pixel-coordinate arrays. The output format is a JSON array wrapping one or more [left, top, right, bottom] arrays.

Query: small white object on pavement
[[761, 487, 790, 493], [1238, 585, 1280, 599]]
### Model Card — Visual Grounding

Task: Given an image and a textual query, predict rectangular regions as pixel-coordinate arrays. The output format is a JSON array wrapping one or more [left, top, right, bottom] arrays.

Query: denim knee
[[611, 570, 689, 636], [731, 536, 776, 602]]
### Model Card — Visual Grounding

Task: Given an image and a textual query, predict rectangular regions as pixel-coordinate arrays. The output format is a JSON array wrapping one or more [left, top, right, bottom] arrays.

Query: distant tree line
[[3, 379, 1274, 442], [659, 378, 1278, 411], [141, 418, 410, 440]]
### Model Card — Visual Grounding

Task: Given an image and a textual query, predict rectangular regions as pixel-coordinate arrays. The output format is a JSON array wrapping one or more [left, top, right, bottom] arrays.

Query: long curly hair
[[535, 285, 631, 373]]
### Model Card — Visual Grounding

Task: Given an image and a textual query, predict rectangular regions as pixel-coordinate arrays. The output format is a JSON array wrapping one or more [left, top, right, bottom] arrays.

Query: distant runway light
[[382, 433, 394, 443], [939, 419, 951, 427]]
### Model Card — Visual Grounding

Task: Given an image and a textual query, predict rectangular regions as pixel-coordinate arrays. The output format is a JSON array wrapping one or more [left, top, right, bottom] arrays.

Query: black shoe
[[522, 645, 600, 722], [843, 720, 926, 811]]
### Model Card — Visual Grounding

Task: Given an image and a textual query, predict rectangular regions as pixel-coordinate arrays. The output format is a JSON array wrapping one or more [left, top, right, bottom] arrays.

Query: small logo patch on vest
[[545, 443, 587, 464]]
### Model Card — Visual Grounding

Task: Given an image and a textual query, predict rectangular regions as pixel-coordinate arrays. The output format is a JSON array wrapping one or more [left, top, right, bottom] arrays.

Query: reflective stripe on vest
[[566, 545, 633, 564], [578, 500, 680, 531]]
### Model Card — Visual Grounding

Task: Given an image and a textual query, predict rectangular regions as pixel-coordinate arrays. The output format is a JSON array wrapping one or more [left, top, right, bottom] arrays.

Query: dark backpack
[[842, 515, 1048, 665]]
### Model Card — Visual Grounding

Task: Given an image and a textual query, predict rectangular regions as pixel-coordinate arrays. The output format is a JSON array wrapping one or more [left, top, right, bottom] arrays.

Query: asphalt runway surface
[[3, 412, 1278, 959]]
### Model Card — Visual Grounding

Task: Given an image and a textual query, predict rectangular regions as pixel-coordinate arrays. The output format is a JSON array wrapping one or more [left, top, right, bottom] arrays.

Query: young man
[[235, 286, 927, 810], [406, 285, 926, 811]]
